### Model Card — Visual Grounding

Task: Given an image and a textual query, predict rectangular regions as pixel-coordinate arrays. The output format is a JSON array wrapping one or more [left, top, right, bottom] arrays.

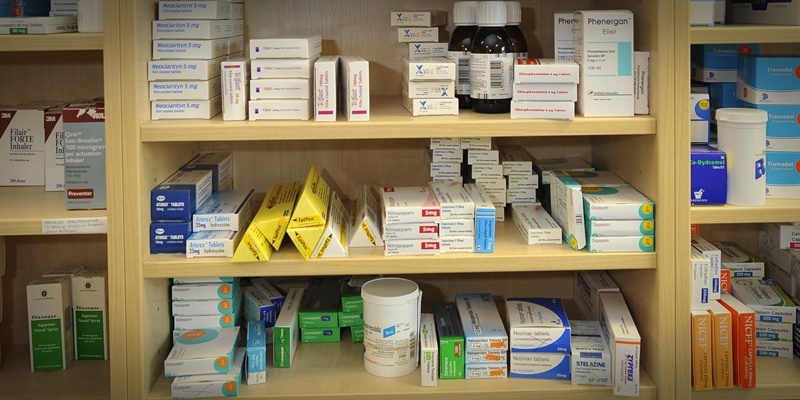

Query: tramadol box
[[737, 55, 800, 105], [273, 288, 304, 368], [730, 278, 797, 323], [712, 241, 765, 277], [192, 189, 255, 232], [164, 327, 240, 377], [454, 293, 508, 351], [171, 348, 244, 398], [570, 320, 611, 386], [741, 103, 800, 151], [766, 151, 800, 198], [151, 169, 213, 221], [27, 275, 73, 371], [691, 44, 759, 83], [574, 270, 620, 321], [582, 186, 654, 220], [506, 297, 570, 353], [71, 271, 108, 360], [598, 292, 641, 397]]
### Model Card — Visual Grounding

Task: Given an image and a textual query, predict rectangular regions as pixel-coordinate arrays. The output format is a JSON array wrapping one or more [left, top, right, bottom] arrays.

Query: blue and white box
[[690, 88, 711, 143], [691, 248, 712, 309], [186, 230, 243, 258], [570, 320, 611, 386], [192, 189, 255, 232], [464, 183, 496, 253], [454, 293, 508, 351], [510, 352, 570, 380], [180, 152, 233, 192], [766, 151, 800, 198], [245, 320, 267, 385], [151, 169, 213, 221], [740, 103, 800, 151], [243, 286, 277, 327], [690, 144, 727, 205], [691, 44, 759, 83], [505, 297, 571, 353], [708, 82, 741, 109], [150, 221, 192, 254], [737, 55, 800, 105], [249, 278, 286, 314]]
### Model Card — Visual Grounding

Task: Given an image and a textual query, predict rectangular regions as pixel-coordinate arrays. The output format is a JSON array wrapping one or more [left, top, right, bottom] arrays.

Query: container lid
[[505, 1, 521, 25], [361, 278, 419, 305], [453, 1, 478, 25], [715, 108, 768, 124], [477, 1, 506, 27]]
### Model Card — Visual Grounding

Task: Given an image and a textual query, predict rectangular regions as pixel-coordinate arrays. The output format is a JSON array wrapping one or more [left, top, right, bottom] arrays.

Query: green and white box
[[164, 326, 240, 377], [511, 203, 562, 245], [582, 186, 654, 220], [433, 302, 465, 379], [550, 171, 586, 250], [27, 276, 74, 371], [586, 219, 655, 237], [71, 271, 108, 360], [730, 278, 797, 324], [586, 235, 655, 253], [301, 327, 341, 343], [712, 241, 765, 277], [420, 313, 438, 387], [273, 288, 305, 368], [171, 347, 244, 398]]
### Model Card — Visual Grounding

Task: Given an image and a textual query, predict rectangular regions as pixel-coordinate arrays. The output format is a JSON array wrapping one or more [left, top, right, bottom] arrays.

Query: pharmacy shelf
[[690, 24, 800, 44], [147, 336, 658, 400], [690, 199, 800, 224], [0, 345, 110, 399], [140, 97, 657, 142], [143, 221, 656, 278], [692, 357, 800, 399], [0, 187, 107, 236], [0, 32, 103, 52]]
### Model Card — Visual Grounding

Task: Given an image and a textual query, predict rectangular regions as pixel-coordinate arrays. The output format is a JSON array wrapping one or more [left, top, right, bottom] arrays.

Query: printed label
[[470, 53, 513, 99], [448, 51, 471, 95]]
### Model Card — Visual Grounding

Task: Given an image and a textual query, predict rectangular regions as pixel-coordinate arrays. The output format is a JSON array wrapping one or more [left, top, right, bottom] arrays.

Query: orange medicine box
[[718, 293, 756, 389], [708, 301, 733, 389], [691, 310, 712, 391]]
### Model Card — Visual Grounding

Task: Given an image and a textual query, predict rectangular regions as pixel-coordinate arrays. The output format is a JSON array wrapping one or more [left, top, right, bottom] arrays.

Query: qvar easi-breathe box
[[691, 44, 759, 83], [599, 292, 641, 397], [573, 10, 634, 117], [249, 36, 322, 59], [510, 203, 562, 245], [63, 102, 106, 209], [390, 11, 447, 27], [691, 144, 727, 205], [151, 169, 213, 222], [554, 12, 577, 61], [44, 106, 65, 191], [737, 55, 800, 105], [192, 189, 255, 232], [712, 241, 765, 277], [582, 186, 654, 220], [574, 270, 620, 321], [148, 57, 224, 81], [314, 55, 339, 122], [0, 104, 48, 186], [506, 297, 571, 353], [381, 186, 441, 224], [171, 348, 244, 398], [570, 320, 611, 386], [71, 271, 108, 360], [454, 293, 508, 351], [179, 151, 233, 192], [164, 327, 239, 377], [718, 293, 756, 389], [27, 275, 73, 371], [420, 313, 438, 387], [730, 278, 797, 323], [158, 1, 232, 20], [273, 287, 304, 368], [433, 302, 465, 379]]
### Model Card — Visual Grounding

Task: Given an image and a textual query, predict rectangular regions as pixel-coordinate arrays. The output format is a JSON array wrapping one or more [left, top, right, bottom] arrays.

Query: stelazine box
[[192, 189, 255, 232], [570, 320, 611, 386], [249, 36, 322, 59], [506, 297, 571, 353], [151, 169, 213, 222], [164, 327, 239, 377]]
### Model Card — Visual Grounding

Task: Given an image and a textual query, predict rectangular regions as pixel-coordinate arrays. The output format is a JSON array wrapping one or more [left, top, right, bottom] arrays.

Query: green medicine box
[[433, 302, 465, 379], [338, 307, 363, 328], [301, 327, 341, 343], [350, 325, 364, 343], [340, 280, 363, 313], [299, 278, 341, 329]]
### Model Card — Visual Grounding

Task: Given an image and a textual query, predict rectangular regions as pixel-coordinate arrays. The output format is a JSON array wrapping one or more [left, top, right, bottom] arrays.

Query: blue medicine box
[[708, 83, 741, 109], [179, 152, 233, 192], [151, 169, 213, 221], [691, 44, 759, 83], [245, 320, 267, 385], [737, 55, 800, 105], [691, 144, 727, 205], [150, 221, 192, 254]]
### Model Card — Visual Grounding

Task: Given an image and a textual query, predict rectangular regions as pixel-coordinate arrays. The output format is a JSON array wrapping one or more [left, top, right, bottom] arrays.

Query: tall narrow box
[[454, 293, 508, 351], [570, 320, 611, 386], [598, 292, 641, 397], [339, 56, 370, 121], [691, 310, 712, 391], [718, 293, 756, 389], [44, 107, 65, 191], [554, 12, 576, 61], [273, 288, 304, 368], [433, 302, 465, 379], [220, 58, 248, 121], [27, 276, 73, 371], [574, 270, 620, 321], [72, 271, 108, 360], [708, 301, 734, 389], [420, 313, 438, 387], [314, 55, 339, 122], [0, 105, 48, 186], [63, 102, 106, 209]]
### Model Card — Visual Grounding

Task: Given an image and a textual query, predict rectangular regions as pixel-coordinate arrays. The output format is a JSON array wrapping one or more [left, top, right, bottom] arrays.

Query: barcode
[[458, 58, 470, 84], [490, 60, 503, 89]]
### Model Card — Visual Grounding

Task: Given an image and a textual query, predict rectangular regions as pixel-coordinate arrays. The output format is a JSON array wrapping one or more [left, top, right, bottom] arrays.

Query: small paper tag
[[42, 217, 107, 235]]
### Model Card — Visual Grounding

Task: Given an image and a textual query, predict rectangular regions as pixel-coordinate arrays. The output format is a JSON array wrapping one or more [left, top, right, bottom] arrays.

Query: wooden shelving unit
[[690, 24, 800, 44], [691, 199, 800, 224], [0, 32, 103, 52], [0, 187, 107, 236]]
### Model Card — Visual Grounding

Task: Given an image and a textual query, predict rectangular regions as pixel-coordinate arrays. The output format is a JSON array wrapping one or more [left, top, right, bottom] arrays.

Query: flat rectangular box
[[408, 42, 449, 59], [471, 164, 504, 179], [152, 38, 228, 60], [465, 349, 508, 364], [0, 105, 47, 186], [692, 234, 722, 299], [474, 178, 505, 192], [756, 320, 793, 340], [570, 320, 611, 386], [763, 221, 800, 252], [220, 59, 248, 121], [634, 51, 650, 114], [511, 203, 561, 245], [171, 348, 244, 399], [438, 219, 474, 237], [741, 103, 800, 150], [691, 248, 712, 309], [273, 288, 304, 368], [766, 151, 800, 198], [384, 239, 440, 256], [586, 219, 655, 237], [691, 44, 759, 83], [151, 221, 193, 254], [71, 272, 107, 360], [508, 174, 538, 189], [510, 352, 570, 379], [430, 162, 460, 177], [737, 55, 800, 105], [464, 183, 496, 253], [180, 152, 233, 192], [186, 230, 243, 258], [713, 241, 765, 277], [402, 57, 456, 81], [249, 278, 286, 313], [397, 27, 438, 42], [431, 176, 463, 184], [506, 297, 570, 353], [534, 157, 594, 185], [151, 96, 222, 120], [301, 327, 341, 343], [171, 281, 239, 301], [250, 78, 311, 100], [164, 327, 239, 377], [249, 36, 322, 59], [514, 58, 579, 84], [430, 137, 460, 150], [730, 278, 797, 323], [337, 309, 363, 328], [226, 34, 244, 54], [574, 270, 620, 321], [454, 293, 508, 351], [151, 169, 213, 222], [730, 0, 800, 26], [566, 170, 628, 187], [349, 184, 383, 248], [0, 16, 76, 34], [465, 363, 507, 379], [351, 325, 364, 342], [27, 276, 73, 371], [718, 293, 756, 389], [299, 278, 340, 329], [314, 55, 339, 122], [420, 313, 438, 387], [148, 57, 223, 81], [499, 147, 534, 175], [172, 277, 236, 285], [63, 102, 106, 209], [193, 189, 254, 232], [582, 185, 654, 220], [390, 11, 447, 27], [171, 294, 240, 317], [512, 82, 577, 102], [403, 95, 459, 116], [44, 107, 64, 191], [340, 55, 370, 121], [756, 339, 794, 358], [248, 99, 311, 121], [243, 286, 277, 327], [708, 301, 734, 389], [431, 148, 462, 163], [152, 20, 235, 40], [251, 56, 319, 80], [149, 77, 222, 101], [245, 322, 266, 385], [382, 222, 439, 240], [340, 279, 364, 313], [467, 149, 499, 165], [691, 310, 713, 390], [381, 186, 441, 224], [586, 235, 654, 253], [691, 144, 727, 205], [158, 1, 231, 20], [598, 292, 641, 397], [510, 100, 575, 120], [431, 183, 474, 220], [460, 137, 492, 150], [433, 303, 465, 379], [173, 309, 240, 330]]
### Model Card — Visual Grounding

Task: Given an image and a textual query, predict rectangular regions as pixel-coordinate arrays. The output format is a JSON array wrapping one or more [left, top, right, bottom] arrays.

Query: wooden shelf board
[[143, 221, 656, 278], [690, 199, 800, 224], [691, 356, 800, 399], [141, 97, 657, 142], [690, 24, 800, 44], [0, 32, 103, 52], [0, 345, 110, 399], [147, 333, 657, 400], [0, 187, 107, 236]]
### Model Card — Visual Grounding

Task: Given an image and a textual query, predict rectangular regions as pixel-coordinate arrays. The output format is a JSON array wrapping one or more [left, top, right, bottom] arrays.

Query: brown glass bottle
[[448, 1, 479, 109], [505, 1, 528, 58], [470, 1, 514, 114]]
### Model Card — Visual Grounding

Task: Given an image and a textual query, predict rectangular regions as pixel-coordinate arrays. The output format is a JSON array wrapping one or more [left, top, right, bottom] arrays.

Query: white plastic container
[[715, 108, 768, 206], [361, 277, 421, 378]]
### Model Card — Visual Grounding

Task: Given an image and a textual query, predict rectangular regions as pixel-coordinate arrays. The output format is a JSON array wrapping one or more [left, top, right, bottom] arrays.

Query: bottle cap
[[477, 1, 507, 27], [453, 1, 478, 25], [505, 1, 521, 25]]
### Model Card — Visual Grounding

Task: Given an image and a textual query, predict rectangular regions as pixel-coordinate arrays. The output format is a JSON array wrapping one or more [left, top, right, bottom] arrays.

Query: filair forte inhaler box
[[0, 105, 47, 186]]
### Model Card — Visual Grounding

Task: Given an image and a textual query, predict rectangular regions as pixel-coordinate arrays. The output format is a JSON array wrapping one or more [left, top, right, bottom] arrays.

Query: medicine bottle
[[470, 1, 514, 114], [505, 1, 528, 58], [447, 1, 479, 109]]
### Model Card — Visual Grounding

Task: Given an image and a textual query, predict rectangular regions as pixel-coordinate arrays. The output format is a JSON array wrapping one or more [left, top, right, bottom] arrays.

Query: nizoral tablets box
[[158, 1, 232, 20], [299, 278, 340, 329], [570, 320, 611, 386], [737, 55, 800, 105], [420, 313, 438, 387], [506, 297, 571, 353], [0, 105, 47, 186], [192, 189, 255, 232], [598, 292, 641, 397], [691, 44, 758, 83], [273, 288, 304, 368], [574, 270, 620, 321], [510, 352, 570, 380], [63, 102, 106, 209], [179, 151, 233, 192], [27, 276, 73, 371], [691, 144, 727, 205], [71, 271, 108, 360], [171, 281, 238, 301], [581, 186, 654, 220], [454, 293, 508, 351], [766, 151, 800, 198], [148, 57, 224, 81], [730, 278, 797, 323], [164, 327, 240, 377], [249, 36, 322, 59], [186, 230, 243, 258], [171, 348, 244, 398], [433, 303, 465, 379], [390, 11, 447, 27], [712, 241, 765, 277]]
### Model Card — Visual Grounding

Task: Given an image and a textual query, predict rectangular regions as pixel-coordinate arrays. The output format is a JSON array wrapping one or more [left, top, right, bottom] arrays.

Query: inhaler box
[[249, 36, 322, 59], [397, 27, 438, 43], [690, 144, 727, 205], [152, 38, 229, 60], [148, 57, 223, 81], [179, 151, 233, 192], [598, 292, 641, 397], [691, 44, 759, 83], [44, 107, 64, 191], [314, 55, 339, 122], [510, 101, 575, 120], [192, 189, 255, 232], [273, 288, 304, 368], [712, 241, 765, 277], [171, 348, 244, 398], [554, 12, 576, 61], [63, 102, 106, 209], [419, 313, 438, 386], [766, 151, 800, 198], [433, 303, 465, 379], [71, 271, 108, 360], [390, 11, 447, 27], [251, 56, 320, 79], [737, 55, 800, 105], [506, 297, 571, 353], [151, 96, 222, 120], [691, 248, 712, 309], [149, 77, 222, 101], [510, 203, 562, 245], [718, 293, 756, 389], [158, 1, 232, 20], [692, 234, 721, 299], [570, 320, 611, 386], [581, 186, 654, 220], [573, 10, 634, 117], [150, 221, 193, 254], [27, 276, 73, 371], [339, 55, 370, 121], [408, 42, 448, 59], [151, 169, 213, 222], [0, 105, 47, 186], [454, 293, 508, 351], [164, 327, 239, 377], [691, 310, 712, 391], [220, 58, 248, 121], [574, 270, 620, 321], [708, 301, 733, 389]]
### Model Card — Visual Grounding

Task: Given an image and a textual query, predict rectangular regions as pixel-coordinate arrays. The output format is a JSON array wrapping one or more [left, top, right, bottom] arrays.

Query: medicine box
[[756, 339, 794, 358], [430, 162, 460, 177], [634, 51, 650, 115], [171, 281, 238, 301], [402, 57, 456, 81], [408, 42, 448, 59], [512, 82, 577, 102], [0, 105, 47, 186], [454, 293, 508, 351], [691, 234, 721, 299], [179, 152, 233, 192], [351, 325, 364, 342], [506, 297, 570, 353], [464, 363, 507, 379], [730, 0, 800, 26], [299, 278, 340, 329], [314, 55, 339, 122], [465, 349, 508, 364], [390, 11, 447, 27], [433, 303, 465, 379], [587, 235, 655, 253], [397, 27, 438, 42], [248, 99, 312, 121], [691, 248, 712, 309], [690, 90, 710, 143], [406, 80, 455, 99], [756, 319, 793, 340], [71, 271, 108, 360], [691, 310, 712, 391], [582, 186, 654, 220], [192, 189, 254, 232], [172, 277, 236, 284], [62, 102, 106, 209], [742, 103, 800, 150], [550, 171, 586, 250], [42, 266, 85, 278], [337, 309, 363, 328], [339, 55, 370, 121], [420, 313, 438, 387], [717, 293, 756, 389], [310, 193, 350, 259], [301, 327, 341, 343], [249, 36, 322, 59], [691, 44, 759, 83], [250, 278, 285, 313], [27, 276, 73, 371], [690, 144, 727, 205], [513, 58, 579, 84], [690, 0, 716, 26], [430, 183, 474, 220], [151, 96, 222, 120], [510, 100, 575, 120], [186, 229, 243, 258], [251, 56, 319, 80], [764, 222, 800, 250], [708, 82, 740, 111], [471, 164, 503, 179], [349, 185, 383, 248], [460, 137, 492, 150], [381, 186, 441, 224], [158, 1, 232, 20], [273, 288, 304, 368], [430, 137, 460, 150], [243, 286, 277, 327], [164, 327, 239, 377], [707, 301, 733, 389], [152, 38, 228, 60], [172, 293, 240, 317], [431, 148, 462, 163], [0, 16, 77, 34], [340, 279, 364, 313], [586, 219, 655, 237], [148, 57, 223, 81], [574, 270, 620, 321], [381, 222, 438, 241], [554, 13, 576, 61], [570, 320, 611, 386], [440, 236, 475, 253], [383, 239, 441, 256], [508, 174, 538, 189], [171, 348, 244, 398], [249, 181, 300, 253], [152, 20, 236, 40], [220, 58, 248, 121], [173, 309, 240, 330], [151, 221, 192, 254], [44, 107, 64, 191], [766, 151, 800, 198], [730, 278, 797, 323], [464, 183, 496, 253], [534, 157, 594, 185], [289, 166, 331, 229], [737, 55, 800, 105], [598, 292, 641, 397], [250, 78, 311, 100], [403, 96, 459, 116], [510, 352, 570, 380], [438, 219, 473, 237], [712, 241, 765, 277], [511, 203, 562, 245], [499, 147, 534, 175]]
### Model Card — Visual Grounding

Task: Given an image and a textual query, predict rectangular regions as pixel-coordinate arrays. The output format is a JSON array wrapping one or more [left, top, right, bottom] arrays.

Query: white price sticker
[[41, 217, 108, 235]]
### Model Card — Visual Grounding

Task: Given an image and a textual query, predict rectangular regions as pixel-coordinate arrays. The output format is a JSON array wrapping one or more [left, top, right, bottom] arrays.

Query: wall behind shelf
[[0, 51, 104, 105]]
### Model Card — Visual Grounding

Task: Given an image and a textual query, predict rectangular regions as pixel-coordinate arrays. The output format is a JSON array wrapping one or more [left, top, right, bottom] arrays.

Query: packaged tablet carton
[[737, 55, 800, 105], [691, 248, 712, 309], [406, 79, 454, 98], [314, 55, 339, 122], [149, 57, 224, 81], [152, 19, 237, 40], [248, 99, 312, 121], [420, 313, 438, 387], [384, 239, 441, 256], [756, 338, 794, 358], [152, 38, 229, 60], [440, 236, 475, 253], [172, 292, 240, 316], [510, 203, 562, 245], [249, 36, 322, 59], [390, 11, 447, 27], [463, 183, 496, 253], [381, 186, 441, 224], [273, 288, 304, 368], [192, 189, 254, 232], [171, 348, 245, 399], [587, 235, 654, 253], [509, 352, 570, 379], [158, 1, 232, 20], [179, 152, 233, 192], [499, 147, 534, 175], [310, 193, 351, 259], [382, 222, 439, 240], [763, 222, 800, 250], [454, 293, 508, 351], [171, 281, 238, 301], [550, 171, 586, 250], [570, 320, 611, 386], [582, 186, 654, 220], [534, 157, 595, 185], [249, 278, 285, 313], [692, 234, 722, 299], [397, 27, 439, 43], [173, 309, 240, 330], [151, 169, 213, 221], [708, 301, 733, 389], [289, 166, 331, 228], [691, 310, 712, 391], [401, 56, 456, 81], [164, 326, 240, 377], [465, 349, 507, 364], [691, 44, 758, 83], [433, 302, 465, 379], [186, 230, 243, 258], [431, 183, 474, 220], [514, 58, 579, 84], [439, 219, 473, 237], [220, 59, 248, 121], [339, 55, 370, 121], [250, 78, 312, 100], [251, 56, 319, 80], [298, 278, 340, 329], [301, 327, 341, 343], [0, 16, 77, 34], [172, 277, 235, 285], [730, 278, 797, 324], [27, 276, 73, 371], [506, 297, 570, 353], [44, 106, 64, 191], [599, 292, 641, 397], [243, 286, 276, 327], [586, 219, 655, 237], [717, 293, 756, 389], [756, 319, 793, 340], [71, 271, 108, 360], [408, 42, 449, 59], [712, 241, 765, 277], [465, 363, 507, 379], [574, 270, 620, 321]]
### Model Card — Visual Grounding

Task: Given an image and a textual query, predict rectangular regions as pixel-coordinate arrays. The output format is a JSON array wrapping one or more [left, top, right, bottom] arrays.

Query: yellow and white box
[[382, 222, 439, 240], [398, 27, 438, 43], [164, 327, 240, 377], [384, 239, 441, 256], [249, 36, 322, 59], [381, 186, 441, 224], [550, 171, 586, 250], [511, 203, 562, 245], [599, 291, 641, 397], [151, 96, 222, 120], [439, 219, 474, 237], [691, 309, 713, 391], [465, 363, 507, 379], [311, 192, 351, 259], [573, 10, 634, 117], [172, 281, 238, 301], [44, 107, 64, 191], [420, 313, 438, 387], [232, 181, 299, 262], [570, 320, 611, 386], [586, 235, 654, 253], [27, 275, 74, 371], [248, 99, 312, 121], [171, 348, 244, 399], [407, 80, 455, 99], [273, 288, 304, 368], [391, 11, 447, 27], [402, 57, 456, 81], [149, 77, 222, 101], [574, 270, 620, 321], [440, 236, 475, 253], [408, 42, 449, 59], [340, 55, 370, 121], [691, 248, 712, 309], [148, 57, 223, 81], [403, 95, 459, 116], [0, 105, 48, 186], [186, 229, 244, 258], [152, 38, 229, 60], [510, 100, 575, 120], [192, 189, 255, 232], [514, 58, 580, 84], [220, 58, 249, 121], [512, 82, 578, 102], [314, 55, 339, 122], [288, 191, 342, 261], [152, 19, 237, 40], [250, 79, 311, 100], [692, 234, 721, 299], [158, 1, 232, 20], [712, 241, 765, 277], [708, 301, 733, 389], [581, 186, 654, 220], [289, 166, 331, 229], [71, 271, 108, 360], [349, 184, 383, 248], [554, 12, 577, 61], [431, 183, 475, 220], [251, 56, 320, 79]]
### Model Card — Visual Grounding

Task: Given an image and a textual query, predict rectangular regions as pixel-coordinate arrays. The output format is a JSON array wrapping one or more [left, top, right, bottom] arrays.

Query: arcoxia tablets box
[[397, 27, 438, 43], [406, 80, 455, 99], [340, 55, 370, 121], [249, 36, 322, 59], [314, 55, 339, 122], [408, 42, 449, 59], [403, 95, 459, 116], [158, 1, 232, 20], [599, 292, 641, 397], [273, 288, 305, 368], [506, 297, 571, 353], [149, 57, 224, 81], [151, 169, 213, 221], [164, 327, 240, 377], [0, 105, 47, 186], [63, 102, 106, 209], [27, 275, 73, 371], [72, 271, 108, 360], [220, 58, 248, 121]]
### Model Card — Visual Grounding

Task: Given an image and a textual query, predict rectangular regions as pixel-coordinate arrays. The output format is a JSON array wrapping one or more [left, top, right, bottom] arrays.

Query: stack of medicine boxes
[[50, 0, 76, 16], [299, 278, 342, 343], [339, 279, 364, 343], [429, 138, 463, 185], [756, 225, 799, 359], [737, 54, 800, 199], [506, 297, 571, 380], [243, 278, 285, 344], [171, 277, 242, 339], [730, 277, 797, 360], [150, 1, 244, 120], [248, 35, 322, 121], [185, 187, 255, 259], [380, 186, 442, 256], [455, 293, 508, 379], [430, 183, 475, 254], [463, 137, 506, 216], [581, 184, 655, 252], [500, 147, 537, 205], [401, 55, 458, 116], [393, 10, 446, 44], [510, 58, 579, 120]]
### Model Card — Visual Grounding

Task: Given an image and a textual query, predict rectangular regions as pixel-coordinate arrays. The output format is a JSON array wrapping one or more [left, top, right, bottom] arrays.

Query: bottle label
[[514, 52, 528, 59], [470, 53, 513, 99], [448, 51, 471, 95]]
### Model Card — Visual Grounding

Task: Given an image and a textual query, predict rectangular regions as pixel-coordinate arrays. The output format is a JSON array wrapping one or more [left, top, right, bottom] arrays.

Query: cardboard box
[[249, 278, 285, 313], [464, 363, 507, 379], [408, 42, 448, 59], [273, 288, 304, 368], [730, 278, 797, 324], [717, 293, 756, 389], [550, 171, 586, 250], [508, 174, 538, 189], [381, 186, 441, 224], [574, 270, 620, 321], [465, 349, 508, 364], [251, 56, 319, 80], [349, 185, 383, 247], [430, 183, 474, 220], [339, 55, 370, 121], [0, 16, 76, 34], [471, 164, 503, 179], [148, 57, 223, 81], [691, 248, 712, 309], [401, 56, 455, 81], [151, 96, 222, 120], [737, 55, 800, 105], [250, 78, 311, 100], [164, 327, 239, 377], [186, 230, 243, 258], [390, 11, 447, 26], [192, 189, 254, 232], [433, 303, 465, 379], [63, 102, 106, 209], [71, 271, 108, 360], [570, 320, 611, 386], [44, 107, 64, 191], [288, 166, 331, 229], [691, 144, 727, 205], [171, 281, 239, 301], [430, 137, 460, 150], [0, 105, 48, 186], [384, 239, 441, 256], [690, 0, 716, 26], [464, 183, 496, 253], [514, 58, 579, 84], [171, 293, 240, 317], [512, 82, 577, 102], [403, 95, 459, 116], [510, 100, 575, 120], [691, 310, 713, 391], [534, 157, 594, 185], [350, 325, 364, 342], [506, 297, 570, 353], [510, 352, 570, 379], [179, 152, 233, 192], [248, 99, 311, 121], [429, 161, 460, 177], [151, 221, 193, 254], [220, 59, 248, 121], [27, 276, 73, 371], [438, 219, 474, 237], [152, 19, 237, 40], [554, 12, 576, 61], [741, 103, 800, 150], [382, 222, 439, 240], [713, 241, 765, 277], [249, 36, 322, 59], [397, 27, 438, 42], [310, 193, 350, 259], [171, 348, 244, 398], [756, 338, 794, 358], [152, 38, 228, 60], [691, 44, 759, 83], [299, 278, 340, 329], [235, 181, 300, 262], [340, 278, 364, 313], [586, 235, 655, 252], [158, 1, 232, 20], [301, 327, 341, 343], [586, 219, 655, 237], [708, 301, 733, 389], [690, 235, 720, 300], [440, 236, 475, 253], [499, 147, 534, 175], [756, 319, 794, 340], [172, 277, 235, 285], [420, 313, 438, 387], [634, 51, 650, 114], [766, 151, 800, 198], [598, 292, 641, 397], [314, 55, 339, 122], [690, 90, 711, 143], [730, 1, 800, 26], [510, 203, 561, 245], [460, 137, 492, 150], [582, 186, 654, 220], [173, 310, 240, 330], [243, 286, 276, 327], [454, 294, 507, 351], [337, 309, 363, 328], [431, 148, 462, 163]]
